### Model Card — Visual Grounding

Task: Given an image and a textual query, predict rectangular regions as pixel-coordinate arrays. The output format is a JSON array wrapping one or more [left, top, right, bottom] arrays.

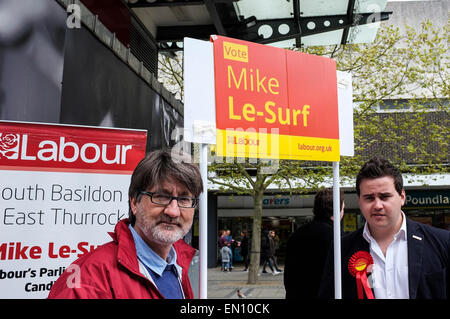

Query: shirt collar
[[362, 222, 373, 244], [396, 211, 407, 240], [128, 225, 182, 278], [363, 211, 407, 243]]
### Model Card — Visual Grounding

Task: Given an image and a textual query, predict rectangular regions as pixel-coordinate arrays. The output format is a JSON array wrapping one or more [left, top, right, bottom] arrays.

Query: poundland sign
[[404, 190, 450, 208]]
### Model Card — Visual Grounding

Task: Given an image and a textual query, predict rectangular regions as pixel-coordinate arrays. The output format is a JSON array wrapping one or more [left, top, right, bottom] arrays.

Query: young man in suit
[[319, 157, 449, 299]]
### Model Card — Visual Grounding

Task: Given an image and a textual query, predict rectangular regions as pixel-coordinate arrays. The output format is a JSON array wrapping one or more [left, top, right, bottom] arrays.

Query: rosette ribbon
[[348, 251, 374, 299]]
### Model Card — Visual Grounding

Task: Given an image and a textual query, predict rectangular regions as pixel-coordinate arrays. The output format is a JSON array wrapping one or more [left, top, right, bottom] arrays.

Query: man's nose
[[373, 197, 383, 210], [164, 199, 181, 218]]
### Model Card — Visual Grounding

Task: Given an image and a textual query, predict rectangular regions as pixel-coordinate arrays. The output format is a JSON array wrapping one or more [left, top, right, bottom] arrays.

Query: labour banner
[[211, 35, 340, 161], [0, 121, 147, 298]]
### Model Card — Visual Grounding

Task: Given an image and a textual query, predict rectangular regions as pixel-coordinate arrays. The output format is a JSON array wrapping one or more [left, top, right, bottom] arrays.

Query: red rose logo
[[0, 133, 20, 159]]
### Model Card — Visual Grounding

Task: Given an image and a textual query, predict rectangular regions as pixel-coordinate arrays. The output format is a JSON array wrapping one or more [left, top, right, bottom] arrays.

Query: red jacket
[[48, 219, 196, 299]]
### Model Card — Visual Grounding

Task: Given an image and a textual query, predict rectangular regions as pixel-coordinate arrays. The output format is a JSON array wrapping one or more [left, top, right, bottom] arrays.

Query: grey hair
[[128, 149, 203, 225]]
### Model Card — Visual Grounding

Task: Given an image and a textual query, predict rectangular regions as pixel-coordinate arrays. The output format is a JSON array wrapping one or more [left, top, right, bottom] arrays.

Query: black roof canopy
[[125, 0, 392, 51]]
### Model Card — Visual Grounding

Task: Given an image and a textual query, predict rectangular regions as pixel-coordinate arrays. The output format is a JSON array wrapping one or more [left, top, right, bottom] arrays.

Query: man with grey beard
[[49, 150, 203, 299]]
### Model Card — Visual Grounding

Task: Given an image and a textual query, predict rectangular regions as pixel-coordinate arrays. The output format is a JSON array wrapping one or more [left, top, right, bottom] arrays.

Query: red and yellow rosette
[[348, 251, 374, 299]]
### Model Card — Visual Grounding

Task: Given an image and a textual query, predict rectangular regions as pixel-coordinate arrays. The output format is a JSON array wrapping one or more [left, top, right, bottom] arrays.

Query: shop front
[[217, 194, 318, 265], [403, 189, 450, 230], [212, 188, 449, 266]]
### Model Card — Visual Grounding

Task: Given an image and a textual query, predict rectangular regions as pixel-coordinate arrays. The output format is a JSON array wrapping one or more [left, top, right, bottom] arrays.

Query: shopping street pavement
[[207, 264, 286, 299]]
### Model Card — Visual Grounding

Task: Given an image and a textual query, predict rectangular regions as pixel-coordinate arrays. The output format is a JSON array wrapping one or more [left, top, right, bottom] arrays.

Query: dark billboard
[[0, 0, 183, 152]]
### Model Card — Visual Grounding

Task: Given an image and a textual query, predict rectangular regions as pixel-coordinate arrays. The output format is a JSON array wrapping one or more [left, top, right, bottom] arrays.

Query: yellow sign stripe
[[215, 129, 340, 162]]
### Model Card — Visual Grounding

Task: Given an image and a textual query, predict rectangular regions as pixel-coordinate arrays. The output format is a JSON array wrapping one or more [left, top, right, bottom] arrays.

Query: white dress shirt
[[363, 212, 409, 299]]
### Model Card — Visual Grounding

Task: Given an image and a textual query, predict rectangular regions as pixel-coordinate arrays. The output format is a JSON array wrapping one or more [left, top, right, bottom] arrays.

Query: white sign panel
[[183, 37, 216, 144], [337, 71, 354, 156], [0, 121, 147, 298]]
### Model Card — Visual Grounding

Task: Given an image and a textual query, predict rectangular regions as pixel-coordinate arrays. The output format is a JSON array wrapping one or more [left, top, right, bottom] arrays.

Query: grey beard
[[150, 222, 185, 244]]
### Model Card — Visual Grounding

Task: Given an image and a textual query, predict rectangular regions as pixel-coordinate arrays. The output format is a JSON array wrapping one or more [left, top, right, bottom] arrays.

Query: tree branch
[[207, 177, 249, 194]]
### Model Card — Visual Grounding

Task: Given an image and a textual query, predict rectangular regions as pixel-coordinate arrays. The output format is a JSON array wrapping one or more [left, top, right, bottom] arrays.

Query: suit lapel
[[406, 218, 424, 299], [345, 228, 372, 299]]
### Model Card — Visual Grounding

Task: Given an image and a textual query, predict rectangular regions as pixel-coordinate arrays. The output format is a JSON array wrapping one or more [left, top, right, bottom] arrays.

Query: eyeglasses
[[140, 191, 199, 208]]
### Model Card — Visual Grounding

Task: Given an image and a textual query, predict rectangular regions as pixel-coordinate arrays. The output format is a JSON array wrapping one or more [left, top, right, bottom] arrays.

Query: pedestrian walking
[[218, 229, 227, 248], [221, 242, 232, 272], [261, 230, 280, 275], [240, 230, 249, 271], [269, 230, 283, 272], [224, 229, 235, 269]]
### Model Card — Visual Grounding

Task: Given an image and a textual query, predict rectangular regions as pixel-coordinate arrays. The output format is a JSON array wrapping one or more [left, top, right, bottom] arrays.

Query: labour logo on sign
[[0, 122, 148, 173], [0, 133, 20, 159]]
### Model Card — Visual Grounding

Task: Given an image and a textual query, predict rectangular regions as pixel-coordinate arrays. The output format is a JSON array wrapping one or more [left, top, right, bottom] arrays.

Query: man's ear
[[130, 196, 138, 215], [400, 189, 406, 206]]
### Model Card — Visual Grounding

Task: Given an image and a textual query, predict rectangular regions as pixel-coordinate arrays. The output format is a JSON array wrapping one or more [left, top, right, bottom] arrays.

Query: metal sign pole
[[332, 161, 342, 299], [198, 143, 208, 299]]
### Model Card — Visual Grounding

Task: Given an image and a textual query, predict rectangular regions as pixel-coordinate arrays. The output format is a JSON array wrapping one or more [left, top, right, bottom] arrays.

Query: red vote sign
[[211, 35, 340, 161]]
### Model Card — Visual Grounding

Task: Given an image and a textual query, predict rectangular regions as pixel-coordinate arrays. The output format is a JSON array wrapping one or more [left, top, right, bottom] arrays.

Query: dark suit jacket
[[319, 218, 449, 299], [284, 217, 333, 299]]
